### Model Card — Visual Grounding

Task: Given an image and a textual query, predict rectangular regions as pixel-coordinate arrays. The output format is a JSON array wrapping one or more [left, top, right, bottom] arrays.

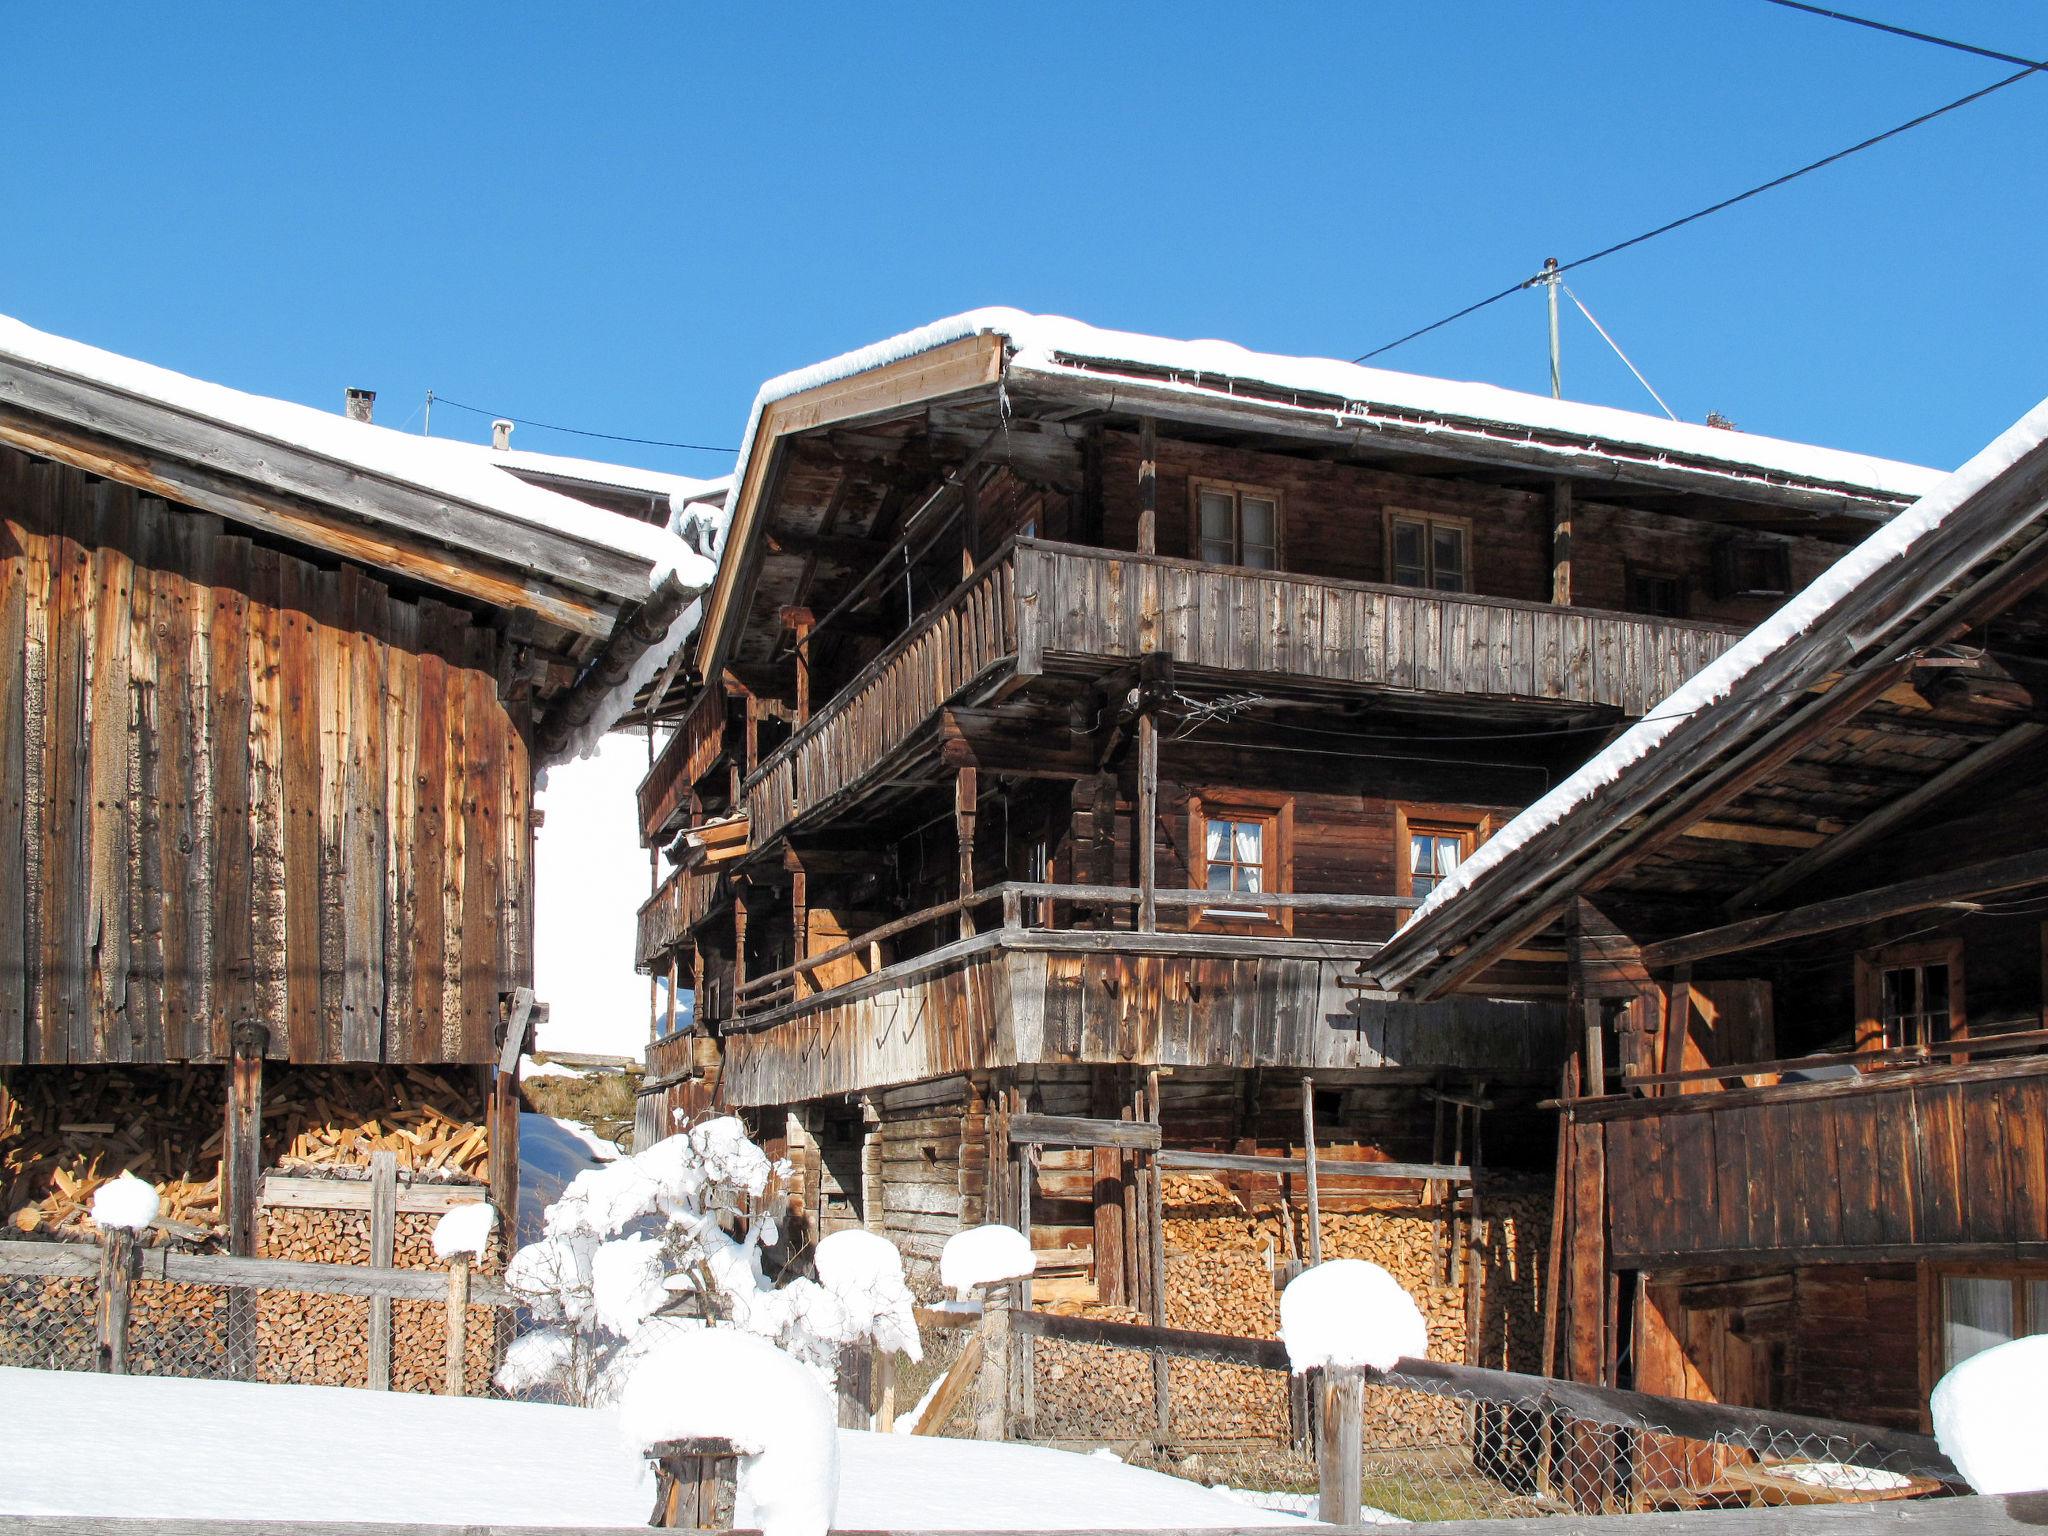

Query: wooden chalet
[[0, 313, 713, 1257], [1369, 396, 2048, 1433], [629, 307, 1939, 1342]]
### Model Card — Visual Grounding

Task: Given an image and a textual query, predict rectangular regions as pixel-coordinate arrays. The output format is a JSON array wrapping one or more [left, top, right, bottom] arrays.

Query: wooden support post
[[445, 1253, 471, 1395], [1317, 1365, 1366, 1525], [665, 955, 679, 1035], [875, 1348, 897, 1434], [1550, 479, 1573, 606], [97, 1225, 140, 1375], [742, 695, 759, 778], [1145, 1068, 1168, 1440], [490, 989, 532, 1226], [1011, 1112, 1035, 1439], [1091, 1071, 1128, 1308], [972, 1284, 1012, 1442], [1660, 966, 1694, 1093], [783, 607, 815, 726], [1136, 713, 1158, 933], [1136, 416, 1158, 556], [225, 1019, 268, 1376], [1300, 1075, 1323, 1267], [646, 1437, 739, 1530], [961, 468, 981, 580], [790, 863, 810, 1000], [733, 888, 749, 999], [836, 1338, 874, 1429], [367, 1149, 397, 1390], [955, 765, 978, 941]]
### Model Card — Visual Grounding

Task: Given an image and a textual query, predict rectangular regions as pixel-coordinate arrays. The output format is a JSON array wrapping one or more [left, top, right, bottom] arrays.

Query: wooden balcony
[[638, 685, 732, 847], [739, 538, 1741, 850], [634, 861, 725, 971], [1577, 1047, 2048, 1267]]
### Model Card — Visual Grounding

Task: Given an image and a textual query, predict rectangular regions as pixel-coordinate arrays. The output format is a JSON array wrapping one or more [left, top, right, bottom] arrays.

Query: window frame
[[1854, 937, 1966, 1057], [1625, 562, 1691, 619], [1384, 509, 1474, 594], [1395, 804, 1492, 904], [1187, 789, 1294, 934], [1188, 478, 1285, 571], [1927, 1263, 2048, 1379]]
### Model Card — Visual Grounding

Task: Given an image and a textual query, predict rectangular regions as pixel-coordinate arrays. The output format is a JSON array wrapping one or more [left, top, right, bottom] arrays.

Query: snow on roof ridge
[[1397, 392, 2048, 931], [0, 311, 708, 584], [738, 307, 1941, 504], [483, 444, 732, 510]]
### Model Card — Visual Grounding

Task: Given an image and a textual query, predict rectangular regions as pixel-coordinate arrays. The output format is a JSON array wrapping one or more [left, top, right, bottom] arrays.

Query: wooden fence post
[[224, 1019, 269, 1376], [445, 1252, 471, 1395], [1317, 1364, 1365, 1525], [836, 1339, 874, 1429], [367, 1150, 397, 1390], [97, 1225, 140, 1374], [646, 1437, 739, 1529], [875, 1344, 897, 1434]]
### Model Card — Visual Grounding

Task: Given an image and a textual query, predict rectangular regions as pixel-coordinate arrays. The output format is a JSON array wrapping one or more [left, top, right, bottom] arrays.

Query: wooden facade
[[0, 317, 703, 1242], [630, 313, 1929, 1323], [1371, 405, 2048, 1427]]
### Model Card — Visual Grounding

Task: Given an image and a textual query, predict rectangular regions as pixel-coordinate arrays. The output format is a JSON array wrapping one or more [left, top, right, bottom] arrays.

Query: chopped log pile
[[1, 1065, 489, 1243], [258, 1208, 502, 1393], [1031, 1173, 1550, 1444]]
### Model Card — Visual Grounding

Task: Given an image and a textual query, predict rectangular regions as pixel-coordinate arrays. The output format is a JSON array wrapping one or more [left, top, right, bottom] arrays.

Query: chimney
[[344, 387, 376, 424], [491, 418, 515, 451]]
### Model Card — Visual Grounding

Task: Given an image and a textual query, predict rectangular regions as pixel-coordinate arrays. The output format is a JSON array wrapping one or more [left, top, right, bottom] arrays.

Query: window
[[1395, 805, 1489, 901], [1714, 538, 1794, 598], [1192, 481, 1280, 569], [1937, 1269, 2048, 1373], [1188, 792, 1293, 931], [1388, 512, 1470, 593], [1855, 940, 1965, 1054], [1627, 567, 1689, 618]]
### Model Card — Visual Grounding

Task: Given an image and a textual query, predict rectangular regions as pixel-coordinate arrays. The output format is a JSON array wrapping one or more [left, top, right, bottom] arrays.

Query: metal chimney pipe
[[345, 388, 376, 424], [491, 418, 514, 451]]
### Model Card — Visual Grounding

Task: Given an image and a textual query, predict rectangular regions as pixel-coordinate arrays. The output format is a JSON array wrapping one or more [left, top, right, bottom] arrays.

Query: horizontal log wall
[[0, 447, 530, 1065], [1593, 1058, 2048, 1264]]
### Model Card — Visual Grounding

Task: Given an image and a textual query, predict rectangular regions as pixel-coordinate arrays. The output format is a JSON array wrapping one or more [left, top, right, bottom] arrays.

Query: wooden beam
[[1679, 819, 1825, 849], [1728, 722, 2047, 912], [1640, 846, 2048, 969], [1158, 1149, 1468, 1182], [1550, 479, 1573, 606], [1008, 1111, 1162, 1151], [955, 765, 979, 942], [1136, 416, 1158, 556], [367, 1151, 398, 1391], [1136, 713, 1158, 933]]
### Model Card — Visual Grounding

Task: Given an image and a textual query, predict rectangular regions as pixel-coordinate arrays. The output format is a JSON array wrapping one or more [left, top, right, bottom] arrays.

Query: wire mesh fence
[[1014, 1325, 1959, 1522]]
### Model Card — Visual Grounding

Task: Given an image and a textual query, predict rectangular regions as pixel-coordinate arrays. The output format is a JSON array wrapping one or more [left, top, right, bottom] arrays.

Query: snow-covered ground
[[517, 1110, 620, 1244], [0, 1367, 1298, 1530]]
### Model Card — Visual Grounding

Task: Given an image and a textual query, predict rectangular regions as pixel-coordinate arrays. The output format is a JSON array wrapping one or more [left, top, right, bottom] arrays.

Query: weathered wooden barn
[[1370, 394, 2048, 1438], [0, 313, 713, 1274], [630, 305, 1939, 1402]]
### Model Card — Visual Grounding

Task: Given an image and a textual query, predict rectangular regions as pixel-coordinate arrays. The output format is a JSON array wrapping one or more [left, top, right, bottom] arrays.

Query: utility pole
[[1540, 257, 1562, 399], [423, 388, 434, 436]]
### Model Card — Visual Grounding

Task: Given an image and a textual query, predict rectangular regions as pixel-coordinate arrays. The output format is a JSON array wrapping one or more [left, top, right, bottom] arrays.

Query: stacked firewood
[[258, 1207, 501, 1392], [1, 1065, 488, 1241], [1033, 1173, 1551, 1445]]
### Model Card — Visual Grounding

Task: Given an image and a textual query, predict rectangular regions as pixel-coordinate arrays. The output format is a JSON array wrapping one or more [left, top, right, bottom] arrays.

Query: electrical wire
[[430, 394, 737, 454], [1759, 1, 2046, 70], [1355, 50, 2046, 363]]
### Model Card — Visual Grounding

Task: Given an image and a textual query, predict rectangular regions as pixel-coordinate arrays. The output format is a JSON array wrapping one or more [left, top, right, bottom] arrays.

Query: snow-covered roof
[[702, 308, 1943, 674], [0, 311, 712, 598], [1370, 392, 2048, 994], [484, 444, 731, 517]]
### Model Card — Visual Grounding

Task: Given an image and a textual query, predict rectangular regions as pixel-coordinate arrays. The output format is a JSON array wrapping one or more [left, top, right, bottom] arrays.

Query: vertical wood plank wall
[[0, 447, 531, 1065]]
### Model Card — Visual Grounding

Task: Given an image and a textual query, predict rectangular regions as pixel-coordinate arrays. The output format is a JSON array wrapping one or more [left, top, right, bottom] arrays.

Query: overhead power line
[[1355, 31, 2046, 363], [1759, 1, 2045, 70], [431, 394, 737, 454]]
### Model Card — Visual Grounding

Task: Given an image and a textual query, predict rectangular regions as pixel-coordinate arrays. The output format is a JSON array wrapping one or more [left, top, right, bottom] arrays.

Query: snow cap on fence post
[[89, 1172, 160, 1233], [939, 1223, 1035, 1300], [816, 1227, 923, 1363], [1279, 1258, 1427, 1374], [431, 1200, 498, 1261], [616, 1328, 839, 1536], [1931, 1334, 2048, 1494]]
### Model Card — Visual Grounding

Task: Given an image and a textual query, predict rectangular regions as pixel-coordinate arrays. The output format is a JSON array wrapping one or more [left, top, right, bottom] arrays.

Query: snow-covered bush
[[1279, 1259, 1426, 1374], [617, 1327, 839, 1536], [1931, 1334, 2048, 1494], [496, 1113, 921, 1405]]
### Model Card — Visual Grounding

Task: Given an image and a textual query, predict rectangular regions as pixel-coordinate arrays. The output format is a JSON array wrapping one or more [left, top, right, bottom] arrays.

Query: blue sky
[[5, 3, 2044, 477]]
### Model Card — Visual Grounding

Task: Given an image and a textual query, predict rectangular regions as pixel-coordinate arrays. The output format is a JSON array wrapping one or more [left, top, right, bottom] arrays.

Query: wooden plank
[[1006, 1111, 1161, 1151], [366, 1149, 397, 1390], [0, 499, 26, 1059], [1158, 1149, 1468, 1181], [259, 1174, 491, 1214]]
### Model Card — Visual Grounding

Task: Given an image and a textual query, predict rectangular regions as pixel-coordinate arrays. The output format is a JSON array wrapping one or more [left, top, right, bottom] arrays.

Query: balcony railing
[[634, 861, 725, 971], [638, 685, 731, 846], [734, 537, 1742, 852]]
